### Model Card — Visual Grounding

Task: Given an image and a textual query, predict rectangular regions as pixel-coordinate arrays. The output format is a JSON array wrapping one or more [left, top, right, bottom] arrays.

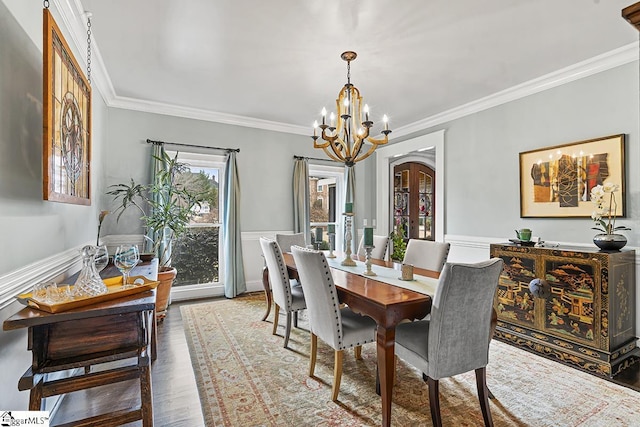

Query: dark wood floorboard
[[52, 299, 212, 427], [51, 294, 640, 426]]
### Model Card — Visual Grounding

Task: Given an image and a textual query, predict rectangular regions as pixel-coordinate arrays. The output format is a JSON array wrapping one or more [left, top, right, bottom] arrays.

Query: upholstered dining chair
[[259, 238, 306, 348], [275, 232, 306, 253], [394, 258, 504, 427], [403, 239, 451, 272], [356, 234, 389, 260], [291, 245, 377, 402]]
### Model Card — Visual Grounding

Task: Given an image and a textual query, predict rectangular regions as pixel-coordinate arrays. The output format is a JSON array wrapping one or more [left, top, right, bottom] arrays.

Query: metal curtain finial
[[43, 0, 49, 9], [86, 12, 93, 85]]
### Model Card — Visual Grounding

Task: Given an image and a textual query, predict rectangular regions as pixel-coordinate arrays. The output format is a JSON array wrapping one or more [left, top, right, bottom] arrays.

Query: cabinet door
[[494, 251, 537, 328], [541, 255, 600, 348]]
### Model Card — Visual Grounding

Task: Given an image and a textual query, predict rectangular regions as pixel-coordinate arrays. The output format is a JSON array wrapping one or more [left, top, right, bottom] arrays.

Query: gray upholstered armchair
[[394, 258, 504, 427], [291, 245, 377, 402], [259, 237, 306, 348]]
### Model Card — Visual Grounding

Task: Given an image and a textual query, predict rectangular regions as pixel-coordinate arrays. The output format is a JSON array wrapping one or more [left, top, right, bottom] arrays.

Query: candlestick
[[363, 246, 376, 276], [327, 232, 336, 258], [315, 227, 323, 248], [364, 227, 373, 246], [341, 213, 356, 267]]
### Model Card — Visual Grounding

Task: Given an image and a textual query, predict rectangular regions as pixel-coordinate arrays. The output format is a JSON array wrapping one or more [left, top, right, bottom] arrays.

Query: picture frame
[[519, 134, 625, 218], [43, 9, 92, 205]]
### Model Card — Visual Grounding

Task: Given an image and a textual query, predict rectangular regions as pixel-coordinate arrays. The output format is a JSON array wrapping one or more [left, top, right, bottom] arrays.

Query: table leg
[[376, 324, 395, 427], [261, 266, 272, 322]]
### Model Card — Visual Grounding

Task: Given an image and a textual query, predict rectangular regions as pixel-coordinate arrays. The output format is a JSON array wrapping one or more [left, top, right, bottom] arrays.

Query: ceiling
[[78, 0, 638, 138]]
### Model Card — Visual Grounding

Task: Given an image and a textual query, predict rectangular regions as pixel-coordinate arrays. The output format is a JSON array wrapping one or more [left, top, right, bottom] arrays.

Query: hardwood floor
[[52, 294, 640, 426], [52, 299, 209, 427]]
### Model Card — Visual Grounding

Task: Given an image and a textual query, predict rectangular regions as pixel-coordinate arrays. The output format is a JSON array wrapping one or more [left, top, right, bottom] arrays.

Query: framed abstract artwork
[[519, 134, 625, 218], [43, 9, 92, 205]]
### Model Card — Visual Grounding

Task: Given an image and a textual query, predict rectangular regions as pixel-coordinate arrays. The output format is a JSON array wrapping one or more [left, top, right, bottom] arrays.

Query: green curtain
[[343, 165, 356, 253], [148, 142, 170, 264], [293, 158, 310, 245], [223, 151, 246, 298]]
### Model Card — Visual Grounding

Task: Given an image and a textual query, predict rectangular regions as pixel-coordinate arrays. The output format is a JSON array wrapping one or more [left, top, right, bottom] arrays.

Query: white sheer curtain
[[293, 158, 310, 245]]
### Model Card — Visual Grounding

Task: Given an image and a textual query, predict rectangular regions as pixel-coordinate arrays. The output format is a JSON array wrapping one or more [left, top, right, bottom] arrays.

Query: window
[[309, 164, 344, 250], [166, 150, 225, 299]]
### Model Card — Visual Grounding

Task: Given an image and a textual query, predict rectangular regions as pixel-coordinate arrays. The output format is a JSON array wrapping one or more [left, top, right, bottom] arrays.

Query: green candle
[[328, 224, 335, 234], [364, 227, 373, 246], [315, 227, 323, 242], [345, 202, 353, 213]]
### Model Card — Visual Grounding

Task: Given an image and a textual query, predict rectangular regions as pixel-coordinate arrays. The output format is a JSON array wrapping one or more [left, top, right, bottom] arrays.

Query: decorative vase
[[155, 266, 177, 320], [593, 233, 627, 251]]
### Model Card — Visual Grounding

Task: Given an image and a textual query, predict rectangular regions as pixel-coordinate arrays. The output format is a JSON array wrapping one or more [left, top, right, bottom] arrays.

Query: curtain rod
[[147, 139, 240, 153], [293, 155, 338, 163]]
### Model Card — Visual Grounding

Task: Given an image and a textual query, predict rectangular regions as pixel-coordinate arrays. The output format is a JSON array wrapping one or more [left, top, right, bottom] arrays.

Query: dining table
[[262, 252, 439, 427]]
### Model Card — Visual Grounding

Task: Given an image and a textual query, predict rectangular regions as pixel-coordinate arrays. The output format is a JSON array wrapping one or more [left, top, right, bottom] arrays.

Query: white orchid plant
[[590, 183, 630, 235]]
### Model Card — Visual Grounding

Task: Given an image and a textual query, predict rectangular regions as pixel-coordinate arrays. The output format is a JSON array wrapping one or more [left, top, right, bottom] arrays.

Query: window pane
[[172, 163, 221, 286]]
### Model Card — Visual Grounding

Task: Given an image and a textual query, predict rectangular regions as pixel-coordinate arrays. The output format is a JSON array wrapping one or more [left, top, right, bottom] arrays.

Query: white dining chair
[[403, 239, 450, 272], [356, 234, 390, 260], [275, 233, 306, 253], [291, 245, 377, 402], [260, 237, 306, 348]]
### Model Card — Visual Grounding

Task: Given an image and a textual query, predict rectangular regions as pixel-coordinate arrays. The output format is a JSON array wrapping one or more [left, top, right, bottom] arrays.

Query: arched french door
[[393, 162, 435, 240]]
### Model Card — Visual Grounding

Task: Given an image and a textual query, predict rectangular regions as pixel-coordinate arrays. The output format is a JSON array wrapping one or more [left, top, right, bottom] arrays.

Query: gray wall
[[398, 62, 639, 246], [101, 108, 342, 234], [0, 1, 109, 408]]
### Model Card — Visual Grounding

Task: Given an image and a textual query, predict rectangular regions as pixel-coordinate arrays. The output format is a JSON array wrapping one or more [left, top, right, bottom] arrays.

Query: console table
[[3, 291, 155, 426], [490, 243, 638, 377]]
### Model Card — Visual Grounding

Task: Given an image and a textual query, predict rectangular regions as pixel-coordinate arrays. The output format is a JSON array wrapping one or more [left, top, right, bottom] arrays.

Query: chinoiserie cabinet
[[490, 243, 638, 377]]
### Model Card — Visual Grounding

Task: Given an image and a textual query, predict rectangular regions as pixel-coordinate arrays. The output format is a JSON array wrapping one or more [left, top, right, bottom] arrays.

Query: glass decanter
[[74, 245, 108, 297]]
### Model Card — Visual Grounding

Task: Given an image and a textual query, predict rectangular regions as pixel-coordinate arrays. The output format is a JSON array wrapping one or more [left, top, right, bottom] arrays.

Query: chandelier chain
[[43, 0, 49, 9], [347, 60, 351, 85], [86, 16, 92, 85]]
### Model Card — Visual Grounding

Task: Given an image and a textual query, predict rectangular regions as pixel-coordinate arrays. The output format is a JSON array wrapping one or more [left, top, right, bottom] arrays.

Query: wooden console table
[[3, 291, 156, 427], [490, 243, 638, 377]]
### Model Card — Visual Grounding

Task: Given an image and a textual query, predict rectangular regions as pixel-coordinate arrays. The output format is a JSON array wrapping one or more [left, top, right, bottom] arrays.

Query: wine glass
[[114, 245, 140, 289], [94, 245, 109, 273]]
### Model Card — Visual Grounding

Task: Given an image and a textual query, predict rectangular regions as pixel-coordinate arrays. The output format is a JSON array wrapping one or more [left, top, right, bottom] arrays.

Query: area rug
[[181, 294, 640, 426]]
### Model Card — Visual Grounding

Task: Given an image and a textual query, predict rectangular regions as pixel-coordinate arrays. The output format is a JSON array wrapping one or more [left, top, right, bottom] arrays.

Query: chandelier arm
[[365, 134, 390, 146], [331, 138, 349, 159], [322, 146, 345, 163], [352, 144, 379, 163]]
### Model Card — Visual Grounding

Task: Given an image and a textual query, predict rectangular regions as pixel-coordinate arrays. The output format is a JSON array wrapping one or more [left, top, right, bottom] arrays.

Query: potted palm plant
[[107, 151, 206, 318]]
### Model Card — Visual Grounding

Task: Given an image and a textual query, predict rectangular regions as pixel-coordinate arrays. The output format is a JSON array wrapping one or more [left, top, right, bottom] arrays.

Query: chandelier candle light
[[312, 51, 391, 167]]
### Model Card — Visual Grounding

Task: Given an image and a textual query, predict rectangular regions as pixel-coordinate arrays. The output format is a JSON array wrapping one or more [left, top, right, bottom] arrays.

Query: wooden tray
[[17, 276, 159, 313]]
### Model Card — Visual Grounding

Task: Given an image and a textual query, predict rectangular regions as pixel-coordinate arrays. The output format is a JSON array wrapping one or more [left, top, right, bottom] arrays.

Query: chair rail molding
[[0, 245, 84, 311]]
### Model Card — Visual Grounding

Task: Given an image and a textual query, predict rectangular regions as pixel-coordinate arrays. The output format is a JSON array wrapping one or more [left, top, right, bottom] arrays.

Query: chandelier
[[312, 51, 391, 167]]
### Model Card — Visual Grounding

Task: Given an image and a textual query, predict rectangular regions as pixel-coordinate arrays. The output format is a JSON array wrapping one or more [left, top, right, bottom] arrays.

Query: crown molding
[[51, 1, 639, 138], [392, 42, 639, 139], [109, 95, 310, 135]]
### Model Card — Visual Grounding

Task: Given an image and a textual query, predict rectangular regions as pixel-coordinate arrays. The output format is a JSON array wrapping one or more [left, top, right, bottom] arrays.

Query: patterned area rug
[[181, 293, 640, 426]]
